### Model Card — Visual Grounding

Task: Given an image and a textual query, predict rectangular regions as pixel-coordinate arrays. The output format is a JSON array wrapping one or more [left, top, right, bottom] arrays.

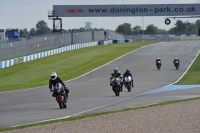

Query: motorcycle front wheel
[[58, 95, 64, 109]]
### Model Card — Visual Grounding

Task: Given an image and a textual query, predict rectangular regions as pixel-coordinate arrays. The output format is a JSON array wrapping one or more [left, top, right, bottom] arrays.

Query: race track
[[0, 41, 200, 128]]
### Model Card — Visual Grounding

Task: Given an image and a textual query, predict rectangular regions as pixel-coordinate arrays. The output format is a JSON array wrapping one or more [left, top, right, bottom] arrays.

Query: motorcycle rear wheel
[[127, 83, 131, 92], [114, 86, 120, 96], [176, 65, 179, 70], [58, 96, 63, 109]]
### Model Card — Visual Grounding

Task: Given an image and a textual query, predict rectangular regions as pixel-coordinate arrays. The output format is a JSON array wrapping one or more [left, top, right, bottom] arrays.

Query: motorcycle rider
[[123, 69, 134, 87], [156, 57, 162, 65], [110, 67, 123, 91], [173, 58, 180, 65], [49, 72, 69, 103]]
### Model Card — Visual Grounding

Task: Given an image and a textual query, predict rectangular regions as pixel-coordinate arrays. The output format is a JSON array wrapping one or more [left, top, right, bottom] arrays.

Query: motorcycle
[[156, 61, 161, 70], [174, 60, 179, 70], [53, 83, 67, 109], [111, 77, 121, 96], [124, 76, 132, 92]]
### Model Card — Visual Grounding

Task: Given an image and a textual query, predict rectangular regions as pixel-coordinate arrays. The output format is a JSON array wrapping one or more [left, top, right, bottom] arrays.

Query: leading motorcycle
[[53, 83, 67, 109], [110, 77, 121, 96], [156, 61, 161, 70], [174, 60, 179, 70], [124, 76, 132, 92]]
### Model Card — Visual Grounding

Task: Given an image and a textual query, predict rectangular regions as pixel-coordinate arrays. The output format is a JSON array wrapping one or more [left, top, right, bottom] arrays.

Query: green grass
[[0, 42, 153, 92], [1, 96, 200, 132], [176, 52, 200, 84]]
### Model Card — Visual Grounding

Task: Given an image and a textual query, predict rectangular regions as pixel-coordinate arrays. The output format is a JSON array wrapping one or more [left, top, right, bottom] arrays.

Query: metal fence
[[124, 35, 200, 42], [0, 30, 124, 61]]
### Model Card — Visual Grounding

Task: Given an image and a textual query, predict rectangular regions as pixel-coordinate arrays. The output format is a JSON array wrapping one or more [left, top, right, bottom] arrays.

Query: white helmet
[[157, 57, 160, 59], [51, 72, 57, 80], [114, 67, 118, 73]]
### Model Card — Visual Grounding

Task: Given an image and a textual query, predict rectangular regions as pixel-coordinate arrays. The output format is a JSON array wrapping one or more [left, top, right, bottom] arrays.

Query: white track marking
[[10, 93, 144, 127], [174, 50, 200, 84], [143, 49, 200, 94]]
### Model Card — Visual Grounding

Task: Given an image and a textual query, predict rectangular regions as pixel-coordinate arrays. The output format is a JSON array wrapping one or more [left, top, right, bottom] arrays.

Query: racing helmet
[[126, 69, 130, 73], [51, 72, 57, 80], [157, 57, 160, 60], [114, 67, 118, 73]]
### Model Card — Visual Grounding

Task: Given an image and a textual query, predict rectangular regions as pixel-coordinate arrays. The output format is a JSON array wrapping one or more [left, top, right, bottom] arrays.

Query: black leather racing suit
[[110, 71, 123, 91], [173, 59, 180, 64], [156, 59, 162, 65], [49, 77, 69, 102]]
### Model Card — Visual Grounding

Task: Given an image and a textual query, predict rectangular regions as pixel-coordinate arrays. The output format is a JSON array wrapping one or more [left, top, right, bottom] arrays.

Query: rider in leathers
[[110, 67, 123, 92], [123, 69, 134, 87], [156, 57, 162, 66], [49, 72, 69, 103], [173, 58, 180, 65]]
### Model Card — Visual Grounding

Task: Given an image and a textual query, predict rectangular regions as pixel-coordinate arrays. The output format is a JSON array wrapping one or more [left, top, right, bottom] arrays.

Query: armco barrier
[[113, 39, 125, 43], [98, 40, 104, 45], [98, 40, 113, 45], [0, 40, 114, 69]]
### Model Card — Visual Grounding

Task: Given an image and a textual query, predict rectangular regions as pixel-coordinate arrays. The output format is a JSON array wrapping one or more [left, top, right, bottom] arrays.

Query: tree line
[[116, 19, 200, 35], [5, 20, 105, 38], [5, 20, 52, 38]]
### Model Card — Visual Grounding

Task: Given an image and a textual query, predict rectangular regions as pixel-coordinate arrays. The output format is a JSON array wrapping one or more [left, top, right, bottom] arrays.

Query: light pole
[[142, 16, 144, 35]]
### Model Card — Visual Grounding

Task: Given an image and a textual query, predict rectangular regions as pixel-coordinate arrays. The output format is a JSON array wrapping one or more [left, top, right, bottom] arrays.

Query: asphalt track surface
[[0, 41, 200, 128]]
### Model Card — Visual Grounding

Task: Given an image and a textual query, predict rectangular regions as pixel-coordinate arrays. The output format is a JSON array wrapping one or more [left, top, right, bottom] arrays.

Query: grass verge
[[0, 42, 152, 92], [1, 96, 200, 132], [176, 51, 200, 84]]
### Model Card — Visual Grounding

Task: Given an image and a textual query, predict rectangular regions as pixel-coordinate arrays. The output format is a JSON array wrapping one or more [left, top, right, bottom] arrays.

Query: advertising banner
[[53, 4, 200, 17]]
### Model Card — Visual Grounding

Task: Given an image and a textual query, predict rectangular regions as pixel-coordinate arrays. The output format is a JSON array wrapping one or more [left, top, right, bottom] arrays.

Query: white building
[[85, 22, 92, 29], [0, 29, 5, 40]]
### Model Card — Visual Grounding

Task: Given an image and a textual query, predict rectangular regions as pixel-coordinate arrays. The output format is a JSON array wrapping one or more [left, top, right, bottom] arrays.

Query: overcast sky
[[1, 0, 200, 31]]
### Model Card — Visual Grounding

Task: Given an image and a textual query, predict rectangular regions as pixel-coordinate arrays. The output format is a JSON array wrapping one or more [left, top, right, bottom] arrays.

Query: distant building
[[8, 29, 21, 40], [85, 22, 92, 29], [0, 29, 5, 40]]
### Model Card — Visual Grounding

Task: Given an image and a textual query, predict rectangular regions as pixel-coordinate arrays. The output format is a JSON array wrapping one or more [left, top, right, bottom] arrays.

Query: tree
[[79, 27, 85, 31], [185, 21, 197, 34], [5, 29, 10, 37], [145, 24, 159, 34], [116, 23, 132, 35], [23, 28, 28, 37], [62, 29, 67, 32], [173, 20, 186, 34], [168, 27, 176, 34], [168, 20, 197, 34], [29, 28, 37, 36], [158, 29, 168, 34], [20, 29, 24, 37], [36, 20, 51, 35], [19, 28, 28, 38], [133, 25, 142, 35], [195, 19, 200, 28]]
